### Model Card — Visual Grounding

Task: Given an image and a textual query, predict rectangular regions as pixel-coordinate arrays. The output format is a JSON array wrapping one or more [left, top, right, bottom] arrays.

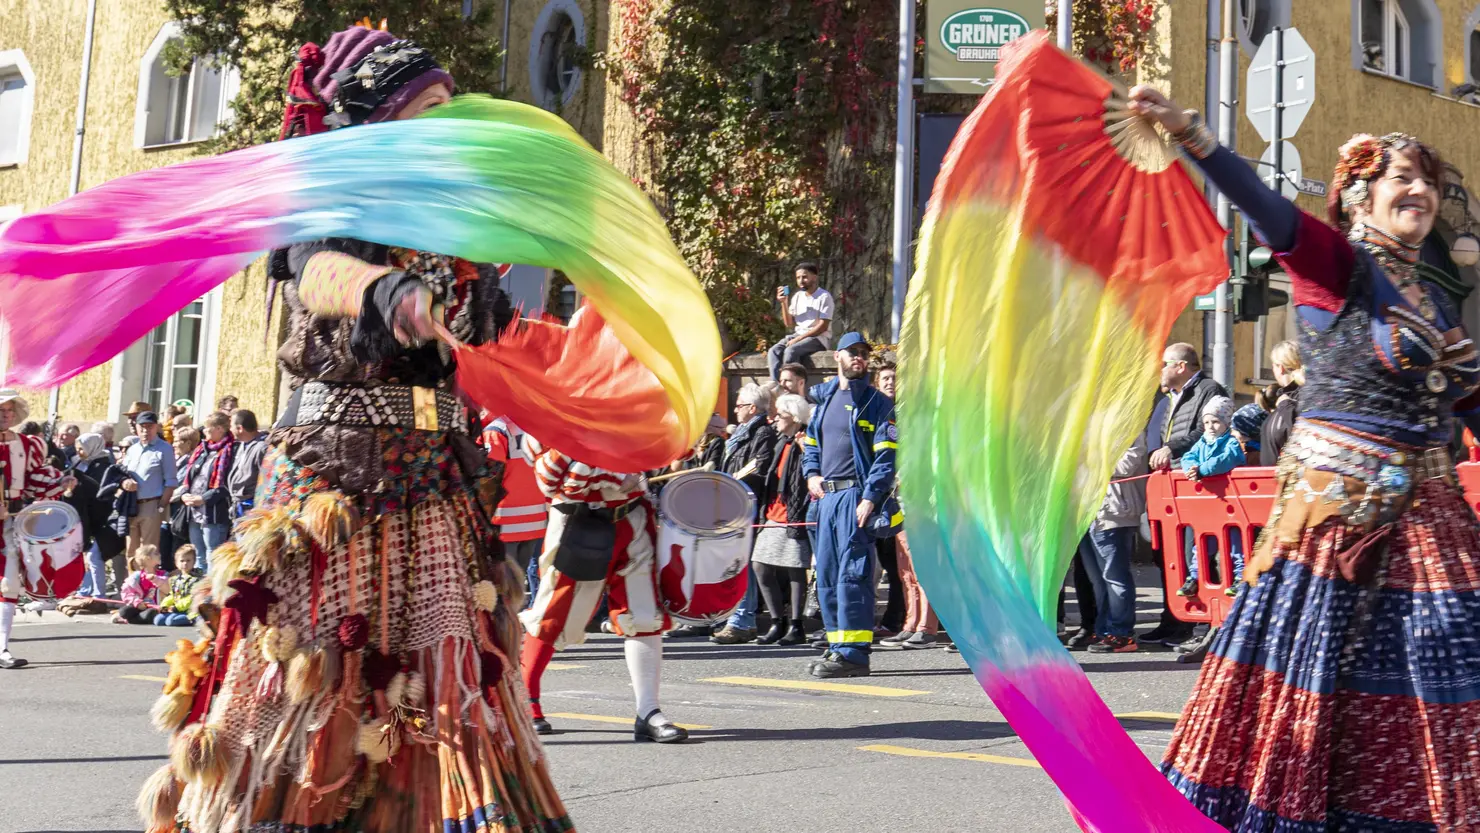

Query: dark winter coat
[[1162, 373, 1230, 463], [721, 416, 777, 511]]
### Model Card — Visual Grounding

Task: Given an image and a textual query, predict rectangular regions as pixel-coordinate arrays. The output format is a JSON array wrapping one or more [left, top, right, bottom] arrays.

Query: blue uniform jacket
[[1181, 432, 1246, 478], [802, 378, 897, 506]]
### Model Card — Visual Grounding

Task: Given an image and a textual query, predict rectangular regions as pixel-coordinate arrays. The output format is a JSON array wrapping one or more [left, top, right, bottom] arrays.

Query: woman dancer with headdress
[[137, 25, 571, 833], [1130, 86, 1480, 829]]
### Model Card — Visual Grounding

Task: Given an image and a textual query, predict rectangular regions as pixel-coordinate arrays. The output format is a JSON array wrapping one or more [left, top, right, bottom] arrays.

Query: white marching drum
[[14, 500, 85, 600], [656, 471, 755, 626]]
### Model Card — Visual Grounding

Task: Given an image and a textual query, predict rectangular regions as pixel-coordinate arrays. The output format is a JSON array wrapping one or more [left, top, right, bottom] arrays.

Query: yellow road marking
[[120, 675, 168, 683], [860, 744, 1041, 769], [545, 712, 711, 731], [546, 662, 585, 670], [1115, 711, 1181, 722], [701, 676, 928, 698]]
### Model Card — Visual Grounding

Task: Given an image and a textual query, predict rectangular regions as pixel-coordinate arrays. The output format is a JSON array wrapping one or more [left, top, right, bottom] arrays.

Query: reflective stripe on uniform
[[873, 441, 897, 451], [493, 503, 547, 520], [803, 436, 819, 446], [857, 419, 875, 431], [827, 629, 874, 644], [890, 511, 903, 526], [497, 519, 548, 535]]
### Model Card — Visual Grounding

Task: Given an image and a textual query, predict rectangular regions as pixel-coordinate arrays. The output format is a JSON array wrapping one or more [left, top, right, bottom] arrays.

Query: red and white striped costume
[[481, 418, 548, 543], [518, 449, 669, 648], [0, 433, 66, 603]]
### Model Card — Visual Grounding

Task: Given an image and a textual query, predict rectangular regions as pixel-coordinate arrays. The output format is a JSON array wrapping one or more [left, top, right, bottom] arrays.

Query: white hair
[[736, 383, 774, 413], [774, 393, 812, 426]]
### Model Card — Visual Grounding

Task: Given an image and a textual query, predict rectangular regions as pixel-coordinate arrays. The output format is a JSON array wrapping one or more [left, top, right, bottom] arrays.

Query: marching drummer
[[802, 333, 898, 679], [0, 390, 75, 669], [519, 444, 690, 743]]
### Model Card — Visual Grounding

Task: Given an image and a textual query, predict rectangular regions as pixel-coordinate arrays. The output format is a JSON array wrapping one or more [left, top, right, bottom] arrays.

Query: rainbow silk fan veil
[[899, 33, 1228, 831], [0, 96, 719, 472]]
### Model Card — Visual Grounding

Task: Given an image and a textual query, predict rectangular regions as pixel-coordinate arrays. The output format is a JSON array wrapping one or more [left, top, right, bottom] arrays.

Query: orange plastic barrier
[[1146, 468, 1275, 627], [1149, 462, 1480, 627]]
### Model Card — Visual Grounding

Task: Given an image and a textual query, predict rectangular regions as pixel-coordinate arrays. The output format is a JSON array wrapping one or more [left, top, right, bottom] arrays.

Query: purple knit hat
[[312, 26, 454, 126]]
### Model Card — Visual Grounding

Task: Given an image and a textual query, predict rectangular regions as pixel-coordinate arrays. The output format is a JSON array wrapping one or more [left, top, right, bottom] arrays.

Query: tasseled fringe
[[404, 670, 426, 709], [235, 508, 296, 575], [385, 671, 407, 709], [286, 647, 326, 704], [473, 580, 499, 613], [171, 723, 229, 787], [356, 717, 398, 763], [151, 691, 194, 733], [135, 763, 183, 833]]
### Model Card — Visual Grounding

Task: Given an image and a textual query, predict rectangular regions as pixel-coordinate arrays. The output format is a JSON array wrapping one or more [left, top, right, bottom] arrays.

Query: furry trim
[[235, 508, 296, 575], [403, 670, 426, 709], [285, 647, 326, 704], [300, 492, 358, 551], [386, 671, 407, 709], [170, 723, 229, 786], [356, 718, 398, 763], [151, 691, 193, 733], [135, 763, 183, 833], [209, 541, 244, 603], [473, 580, 499, 613], [260, 625, 299, 664]]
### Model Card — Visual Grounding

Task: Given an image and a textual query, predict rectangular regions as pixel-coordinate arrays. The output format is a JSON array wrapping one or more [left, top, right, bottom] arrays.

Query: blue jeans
[[188, 522, 232, 572], [767, 336, 827, 380], [1186, 529, 1245, 584], [727, 564, 760, 630], [78, 543, 108, 597], [1078, 527, 1137, 637]]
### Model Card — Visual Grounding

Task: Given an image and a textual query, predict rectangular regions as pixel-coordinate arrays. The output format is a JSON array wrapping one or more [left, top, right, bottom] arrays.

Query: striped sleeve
[[533, 449, 571, 499]]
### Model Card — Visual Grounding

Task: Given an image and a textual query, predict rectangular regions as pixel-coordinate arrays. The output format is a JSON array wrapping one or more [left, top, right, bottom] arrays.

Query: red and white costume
[[482, 418, 548, 543], [517, 447, 684, 740], [518, 450, 668, 646], [0, 433, 66, 604]]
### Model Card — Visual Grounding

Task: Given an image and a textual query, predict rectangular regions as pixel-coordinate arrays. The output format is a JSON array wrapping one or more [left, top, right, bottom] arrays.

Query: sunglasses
[[843, 347, 870, 358]]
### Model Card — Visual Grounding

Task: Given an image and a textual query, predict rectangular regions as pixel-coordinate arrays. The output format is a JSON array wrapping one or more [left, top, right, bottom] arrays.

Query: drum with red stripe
[[16, 501, 85, 600], [656, 472, 754, 625]]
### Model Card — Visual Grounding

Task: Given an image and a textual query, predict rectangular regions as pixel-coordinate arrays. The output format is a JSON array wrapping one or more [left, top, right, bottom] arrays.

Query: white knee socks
[[0, 601, 14, 654], [624, 634, 665, 721]]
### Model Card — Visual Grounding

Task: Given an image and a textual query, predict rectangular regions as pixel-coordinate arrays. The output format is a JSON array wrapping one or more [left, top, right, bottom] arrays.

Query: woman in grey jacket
[[1079, 431, 1148, 653]]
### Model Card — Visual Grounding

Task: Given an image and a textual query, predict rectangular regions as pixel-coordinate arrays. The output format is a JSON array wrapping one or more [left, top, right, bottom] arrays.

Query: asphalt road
[[1, 566, 1201, 833]]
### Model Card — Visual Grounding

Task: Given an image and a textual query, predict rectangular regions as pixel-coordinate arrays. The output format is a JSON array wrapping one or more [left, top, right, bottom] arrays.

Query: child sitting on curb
[[112, 545, 167, 625], [154, 544, 204, 627]]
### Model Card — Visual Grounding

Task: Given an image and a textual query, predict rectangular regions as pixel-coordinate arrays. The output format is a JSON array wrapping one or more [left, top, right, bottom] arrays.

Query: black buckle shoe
[[0, 651, 26, 669], [634, 710, 688, 743], [532, 717, 553, 735]]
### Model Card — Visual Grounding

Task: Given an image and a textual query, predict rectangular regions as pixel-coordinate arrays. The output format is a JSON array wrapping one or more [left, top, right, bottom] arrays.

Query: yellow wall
[[505, 0, 610, 147], [1151, 0, 1480, 396]]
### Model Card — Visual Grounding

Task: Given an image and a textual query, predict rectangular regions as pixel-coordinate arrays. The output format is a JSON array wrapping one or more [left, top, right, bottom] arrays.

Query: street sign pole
[[889, 0, 916, 343], [1212, 0, 1237, 392], [1270, 28, 1283, 197]]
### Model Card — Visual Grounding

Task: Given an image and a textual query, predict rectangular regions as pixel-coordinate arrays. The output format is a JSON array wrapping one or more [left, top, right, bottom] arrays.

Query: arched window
[[136, 23, 239, 148], [529, 0, 585, 110], [1237, 0, 1291, 57], [1357, 0, 1441, 87], [0, 50, 36, 167], [1465, 5, 1480, 89]]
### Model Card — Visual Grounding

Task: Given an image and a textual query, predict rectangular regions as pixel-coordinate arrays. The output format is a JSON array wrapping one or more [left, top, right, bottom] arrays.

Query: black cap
[[135, 411, 160, 425]]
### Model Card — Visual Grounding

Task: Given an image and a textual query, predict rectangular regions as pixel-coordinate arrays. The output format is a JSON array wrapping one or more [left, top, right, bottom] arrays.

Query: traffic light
[[1233, 227, 1290, 322]]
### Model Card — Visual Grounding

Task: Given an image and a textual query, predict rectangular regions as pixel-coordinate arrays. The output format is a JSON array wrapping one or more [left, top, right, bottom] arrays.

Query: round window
[[532, 4, 583, 109]]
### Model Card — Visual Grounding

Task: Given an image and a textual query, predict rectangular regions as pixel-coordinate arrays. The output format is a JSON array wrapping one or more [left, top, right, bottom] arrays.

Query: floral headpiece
[[1327, 132, 1437, 228]]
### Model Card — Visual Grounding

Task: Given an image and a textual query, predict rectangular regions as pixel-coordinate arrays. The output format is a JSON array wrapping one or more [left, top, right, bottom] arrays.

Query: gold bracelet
[[1172, 110, 1218, 160]]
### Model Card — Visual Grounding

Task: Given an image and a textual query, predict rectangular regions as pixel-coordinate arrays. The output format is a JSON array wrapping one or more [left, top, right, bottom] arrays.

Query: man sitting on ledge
[[768, 261, 834, 381]]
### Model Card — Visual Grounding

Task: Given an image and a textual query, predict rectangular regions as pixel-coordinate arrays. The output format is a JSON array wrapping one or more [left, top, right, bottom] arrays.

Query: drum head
[[17, 501, 80, 541], [660, 472, 754, 535]]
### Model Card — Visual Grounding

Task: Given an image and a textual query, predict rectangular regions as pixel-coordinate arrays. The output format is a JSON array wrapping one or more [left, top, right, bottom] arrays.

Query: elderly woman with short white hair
[[710, 382, 780, 644], [750, 393, 814, 645]]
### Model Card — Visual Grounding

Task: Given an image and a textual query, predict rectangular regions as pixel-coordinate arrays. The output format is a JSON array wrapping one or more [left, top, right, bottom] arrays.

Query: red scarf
[[188, 435, 236, 490]]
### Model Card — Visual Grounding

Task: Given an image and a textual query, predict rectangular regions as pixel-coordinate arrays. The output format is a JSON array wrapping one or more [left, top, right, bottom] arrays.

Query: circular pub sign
[[939, 7, 1032, 63]]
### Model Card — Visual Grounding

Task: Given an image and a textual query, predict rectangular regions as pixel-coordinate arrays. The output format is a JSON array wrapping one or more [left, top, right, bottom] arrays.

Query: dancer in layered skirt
[[136, 25, 571, 833], [1130, 87, 1480, 830]]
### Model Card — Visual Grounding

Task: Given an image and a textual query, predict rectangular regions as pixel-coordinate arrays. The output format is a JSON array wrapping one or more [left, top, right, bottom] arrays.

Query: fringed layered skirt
[[1162, 477, 1480, 831], [140, 426, 572, 833]]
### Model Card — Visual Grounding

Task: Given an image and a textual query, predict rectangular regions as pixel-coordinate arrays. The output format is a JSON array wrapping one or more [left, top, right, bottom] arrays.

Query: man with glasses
[[801, 332, 897, 678], [1141, 343, 1226, 647]]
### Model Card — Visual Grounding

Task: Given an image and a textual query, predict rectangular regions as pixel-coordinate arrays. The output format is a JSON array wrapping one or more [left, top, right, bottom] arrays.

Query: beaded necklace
[[1351, 223, 1437, 321]]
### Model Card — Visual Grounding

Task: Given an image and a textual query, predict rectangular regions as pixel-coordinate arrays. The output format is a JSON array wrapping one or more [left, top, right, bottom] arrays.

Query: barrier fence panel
[[1146, 462, 1480, 629]]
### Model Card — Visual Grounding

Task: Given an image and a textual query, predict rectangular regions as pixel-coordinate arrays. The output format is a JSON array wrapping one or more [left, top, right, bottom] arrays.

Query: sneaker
[[943, 642, 959, 654], [22, 599, 56, 614], [1064, 628, 1096, 651], [810, 638, 831, 650], [1087, 635, 1139, 654], [1173, 633, 1206, 654], [709, 625, 757, 645], [0, 650, 26, 669], [1224, 585, 1239, 597], [1144, 625, 1194, 646], [878, 631, 915, 649], [1176, 577, 1198, 597], [667, 624, 712, 638], [811, 655, 870, 679], [1175, 628, 1216, 655], [901, 633, 938, 650]]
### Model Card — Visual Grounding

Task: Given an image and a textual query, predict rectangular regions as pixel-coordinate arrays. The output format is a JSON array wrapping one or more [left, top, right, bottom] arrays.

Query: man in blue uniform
[[801, 332, 897, 678]]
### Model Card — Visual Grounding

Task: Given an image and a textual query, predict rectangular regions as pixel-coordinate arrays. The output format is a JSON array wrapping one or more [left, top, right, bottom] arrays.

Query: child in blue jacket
[[1178, 395, 1246, 596]]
